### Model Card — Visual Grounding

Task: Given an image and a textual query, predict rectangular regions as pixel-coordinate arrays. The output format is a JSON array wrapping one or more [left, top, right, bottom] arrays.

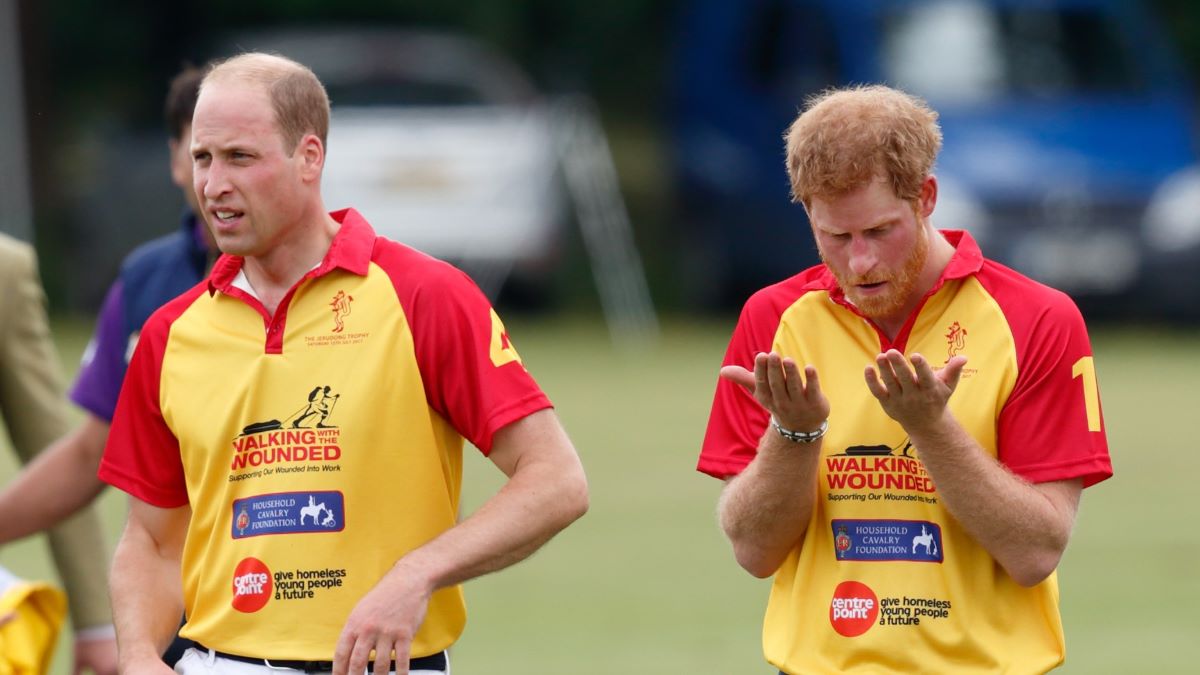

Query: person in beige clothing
[[0, 233, 117, 675]]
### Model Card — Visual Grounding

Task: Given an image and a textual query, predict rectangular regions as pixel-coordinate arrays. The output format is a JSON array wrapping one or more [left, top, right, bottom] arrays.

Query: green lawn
[[0, 315, 1194, 673]]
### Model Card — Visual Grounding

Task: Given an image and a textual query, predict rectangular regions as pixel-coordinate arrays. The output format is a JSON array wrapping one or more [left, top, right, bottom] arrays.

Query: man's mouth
[[212, 209, 244, 225]]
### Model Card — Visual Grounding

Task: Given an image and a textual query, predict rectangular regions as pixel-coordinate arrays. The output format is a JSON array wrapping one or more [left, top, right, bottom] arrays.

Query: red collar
[[207, 208, 375, 294]]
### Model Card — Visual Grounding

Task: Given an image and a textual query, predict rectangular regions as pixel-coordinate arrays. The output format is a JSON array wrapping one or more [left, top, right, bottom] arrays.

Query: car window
[[882, 0, 1145, 103]]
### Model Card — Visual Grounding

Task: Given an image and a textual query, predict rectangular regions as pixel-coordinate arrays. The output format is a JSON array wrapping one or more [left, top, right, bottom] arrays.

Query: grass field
[[0, 314, 1195, 673]]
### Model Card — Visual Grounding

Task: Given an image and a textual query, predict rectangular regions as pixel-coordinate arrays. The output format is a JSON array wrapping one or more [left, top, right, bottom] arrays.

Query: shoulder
[[739, 265, 830, 324], [0, 235, 38, 335], [369, 236, 480, 301], [0, 234, 34, 279], [119, 230, 192, 279], [972, 258, 1090, 366], [138, 283, 210, 345], [974, 258, 1085, 329]]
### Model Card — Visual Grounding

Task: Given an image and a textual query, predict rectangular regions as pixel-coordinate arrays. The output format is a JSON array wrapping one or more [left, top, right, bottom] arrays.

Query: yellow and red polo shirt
[[99, 208, 551, 661], [699, 231, 1112, 674]]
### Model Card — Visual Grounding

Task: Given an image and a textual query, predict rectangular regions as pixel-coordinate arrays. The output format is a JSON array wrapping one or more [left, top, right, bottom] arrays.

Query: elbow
[[718, 502, 792, 578], [76, 416, 111, 468], [1008, 567, 1054, 588], [567, 476, 589, 524], [730, 542, 785, 579], [1004, 546, 1067, 588], [556, 468, 589, 527], [738, 556, 780, 580]]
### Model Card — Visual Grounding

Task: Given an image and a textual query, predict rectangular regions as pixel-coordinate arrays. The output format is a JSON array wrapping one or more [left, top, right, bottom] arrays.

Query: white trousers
[[175, 647, 449, 675]]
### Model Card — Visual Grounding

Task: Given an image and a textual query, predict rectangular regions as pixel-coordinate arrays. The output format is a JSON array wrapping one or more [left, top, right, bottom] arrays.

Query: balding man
[[101, 53, 588, 675]]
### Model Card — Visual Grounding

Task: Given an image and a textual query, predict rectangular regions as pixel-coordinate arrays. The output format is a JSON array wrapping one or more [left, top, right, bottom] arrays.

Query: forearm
[[908, 410, 1078, 586], [46, 510, 113, 630], [110, 507, 187, 668], [333, 409, 586, 672], [395, 449, 587, 593], [718, 432, 822, 578], [0, 420, 108, 543]]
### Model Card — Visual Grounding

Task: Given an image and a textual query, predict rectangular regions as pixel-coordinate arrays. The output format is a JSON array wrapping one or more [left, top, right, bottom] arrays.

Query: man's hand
[[720, 352, 830, 433], [865, 350, 967, 431], [73, 635, 118, 675], [333, 562, 432, 675]]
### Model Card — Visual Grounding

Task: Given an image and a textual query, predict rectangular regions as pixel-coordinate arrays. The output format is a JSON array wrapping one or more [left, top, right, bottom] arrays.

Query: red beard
[[825, 229, 930, 321]]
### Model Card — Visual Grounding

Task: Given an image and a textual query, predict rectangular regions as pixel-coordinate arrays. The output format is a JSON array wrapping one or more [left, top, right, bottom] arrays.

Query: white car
[[219, 29, 565, 296]]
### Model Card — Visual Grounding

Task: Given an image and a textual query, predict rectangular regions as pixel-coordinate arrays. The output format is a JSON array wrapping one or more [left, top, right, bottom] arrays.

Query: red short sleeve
[[97, 299, 191, 507], [991, 279, 1112, 487], [375, 242, 552, 454], [698, 286, 801, 478]]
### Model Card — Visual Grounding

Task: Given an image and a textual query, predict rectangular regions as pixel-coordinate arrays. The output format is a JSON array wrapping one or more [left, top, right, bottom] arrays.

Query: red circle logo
[[829, 581, 878, 637], [231, 557, 272, 613]]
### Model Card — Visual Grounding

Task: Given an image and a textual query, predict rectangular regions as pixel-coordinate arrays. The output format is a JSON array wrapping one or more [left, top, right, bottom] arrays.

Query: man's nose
[[847, 239, 877, 276], [201, 163, 230, 200]]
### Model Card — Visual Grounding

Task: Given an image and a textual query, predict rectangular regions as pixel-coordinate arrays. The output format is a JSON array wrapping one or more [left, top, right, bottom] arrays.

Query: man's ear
[[298, 134, 325, 182], [918, 174, 938, 219], [168, 137, 189, 189]]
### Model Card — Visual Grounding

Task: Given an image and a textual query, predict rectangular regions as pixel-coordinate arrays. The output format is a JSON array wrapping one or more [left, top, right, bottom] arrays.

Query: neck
[[243, 208, 340, 315]]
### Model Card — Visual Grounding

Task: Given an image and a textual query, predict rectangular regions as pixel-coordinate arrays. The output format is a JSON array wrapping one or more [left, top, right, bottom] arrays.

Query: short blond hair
[[202, 53, 330, 154], [784, 84, 941, 207]]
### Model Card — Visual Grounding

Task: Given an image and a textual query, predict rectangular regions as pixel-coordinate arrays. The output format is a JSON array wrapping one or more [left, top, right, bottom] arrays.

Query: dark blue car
[[671, 0, 1200, 317]]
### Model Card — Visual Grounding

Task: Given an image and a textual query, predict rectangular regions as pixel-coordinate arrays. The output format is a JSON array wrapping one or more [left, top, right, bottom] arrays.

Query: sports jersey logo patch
[[230, 386, 344, 475], [489, 308, 523, 367], [830, 581, 878, 637], [945, 321, 968, 358], [831, 520, 943, 563], [330, 290, 354, 333], [825, 439, 938, 502], [239, 385, 341, 435], [231, 557, 273, 613], [232, 491, 346, 539]]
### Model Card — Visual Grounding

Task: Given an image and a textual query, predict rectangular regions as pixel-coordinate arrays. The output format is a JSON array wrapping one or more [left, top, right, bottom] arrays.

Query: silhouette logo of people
[[239, 386, 342, 437], [299, 495, 335, 527], [912, 525, 938, 556]]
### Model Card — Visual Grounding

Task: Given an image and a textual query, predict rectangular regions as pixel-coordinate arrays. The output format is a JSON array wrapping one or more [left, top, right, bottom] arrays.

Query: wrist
[[119, 647, 165, 671], [74, 624, 117, 642], [901, 407, 957, 442], [771, 417, 828, 443], [392, 553, 439, 595]]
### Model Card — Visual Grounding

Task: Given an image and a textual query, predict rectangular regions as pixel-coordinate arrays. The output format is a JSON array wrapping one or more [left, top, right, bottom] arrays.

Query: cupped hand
[[864, 350, 967, 430], [721, 352, 829, 433]]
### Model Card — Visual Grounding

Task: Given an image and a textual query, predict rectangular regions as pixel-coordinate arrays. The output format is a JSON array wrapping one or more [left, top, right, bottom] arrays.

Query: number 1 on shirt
[[1071, 356, 1101, 432]]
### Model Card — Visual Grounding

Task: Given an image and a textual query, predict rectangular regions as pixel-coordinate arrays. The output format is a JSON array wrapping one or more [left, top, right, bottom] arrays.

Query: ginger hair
[[784, 84, 941, 208]]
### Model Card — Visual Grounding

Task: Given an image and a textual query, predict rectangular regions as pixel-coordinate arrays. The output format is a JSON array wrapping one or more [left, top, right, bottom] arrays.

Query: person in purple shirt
[[0, 64, 215, 670]]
